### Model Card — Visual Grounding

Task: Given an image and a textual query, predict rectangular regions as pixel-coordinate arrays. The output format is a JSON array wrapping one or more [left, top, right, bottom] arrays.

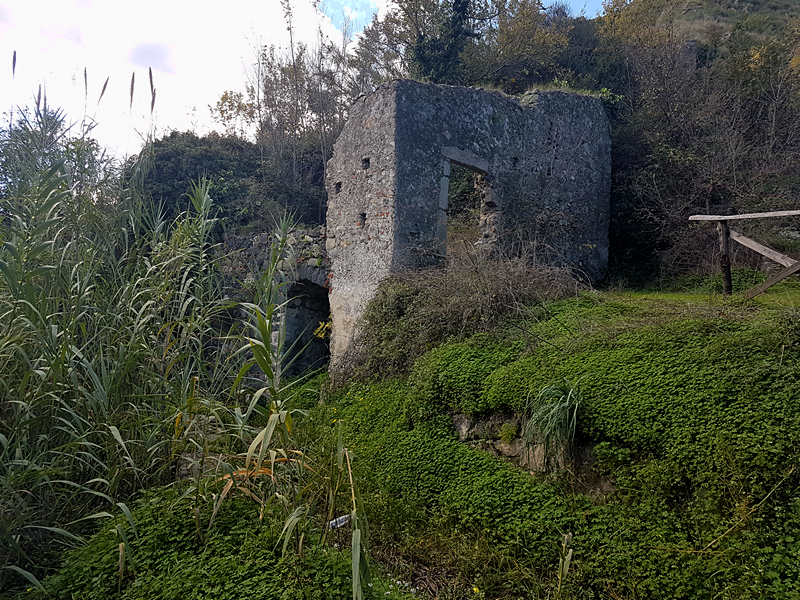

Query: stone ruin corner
[[324, 80, 612, 370]]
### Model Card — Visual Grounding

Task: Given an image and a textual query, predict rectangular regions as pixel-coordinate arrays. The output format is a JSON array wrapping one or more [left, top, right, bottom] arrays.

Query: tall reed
[[0, 106, 237, 590]]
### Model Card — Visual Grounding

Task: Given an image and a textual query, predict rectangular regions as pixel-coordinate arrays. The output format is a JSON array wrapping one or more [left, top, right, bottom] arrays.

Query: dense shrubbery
[[0, 108, 368, 597], [0, 114, 239, 590], [409, 336, 524, 417], [17, 246, 800, 599], [141, 130, 328, 233], [352, 249, 576, 379]]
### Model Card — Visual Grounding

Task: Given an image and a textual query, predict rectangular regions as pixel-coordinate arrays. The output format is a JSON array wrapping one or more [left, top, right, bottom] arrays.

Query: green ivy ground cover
[[39, 492, 417, 600], [326, 292, 800, 599]]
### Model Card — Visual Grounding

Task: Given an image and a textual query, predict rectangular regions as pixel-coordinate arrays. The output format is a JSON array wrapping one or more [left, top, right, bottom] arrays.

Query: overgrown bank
[[37, 288, 800, 599], [322, 290, 800, 598]]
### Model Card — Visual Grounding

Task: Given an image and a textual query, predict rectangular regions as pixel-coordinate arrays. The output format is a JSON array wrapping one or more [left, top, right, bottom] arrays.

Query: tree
[[592, 1, 800, 278], [352, 0, 570, 90], [467, 0, 572, 90], [1, 100, 117, 202], [0, 99, 121, 242], [210, 91, 256, 139], [140, 131, 276, 231], [211, 13, 353, 227], [410, 0, 477, 83]]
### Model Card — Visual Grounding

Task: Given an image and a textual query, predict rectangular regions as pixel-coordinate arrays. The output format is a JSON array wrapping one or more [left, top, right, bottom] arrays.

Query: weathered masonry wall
[[325, 79, 611, 365], [324, 86, 399, 364]]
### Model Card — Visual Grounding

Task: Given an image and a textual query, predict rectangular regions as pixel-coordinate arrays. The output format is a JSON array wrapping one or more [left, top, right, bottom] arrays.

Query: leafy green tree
[[140, 130, 271, 230], [410, 0, 477, 83], [210, 26, 352, 227], [353, 0, 570, 90], [1, 100, 121, 245], [0, 101, 118, 202]]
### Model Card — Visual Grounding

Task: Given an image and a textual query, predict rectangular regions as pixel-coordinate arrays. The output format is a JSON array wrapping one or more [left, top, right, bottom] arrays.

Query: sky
[[0, 0, 604, 160]]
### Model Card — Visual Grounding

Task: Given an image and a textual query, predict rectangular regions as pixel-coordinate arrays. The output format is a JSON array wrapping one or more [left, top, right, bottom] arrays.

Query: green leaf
[[107, 425, 138, 475], [116, 502, 138, 540], [245, 412, 282, 472], [65, 511, 114, 526], [352, 527, 362, 600], [278, 505, 307, 557], [22, 525, 84, 543], [2, 565, 47, 595]]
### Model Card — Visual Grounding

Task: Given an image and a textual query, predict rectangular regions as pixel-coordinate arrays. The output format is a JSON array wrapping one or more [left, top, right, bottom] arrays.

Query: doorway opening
[[282, 279, 330, 376], [446, 163, 483, 256]]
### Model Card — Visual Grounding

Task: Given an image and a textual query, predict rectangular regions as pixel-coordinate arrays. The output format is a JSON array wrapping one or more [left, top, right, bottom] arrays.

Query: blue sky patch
[[320, 0, 378, 32]]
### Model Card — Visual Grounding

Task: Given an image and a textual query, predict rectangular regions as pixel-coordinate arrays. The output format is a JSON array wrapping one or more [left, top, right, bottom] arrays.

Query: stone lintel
[[441, 146, 489, 174]]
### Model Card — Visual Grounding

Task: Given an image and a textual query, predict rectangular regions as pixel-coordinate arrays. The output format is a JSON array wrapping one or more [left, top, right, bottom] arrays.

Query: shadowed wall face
[[325, 80, 611, 366]]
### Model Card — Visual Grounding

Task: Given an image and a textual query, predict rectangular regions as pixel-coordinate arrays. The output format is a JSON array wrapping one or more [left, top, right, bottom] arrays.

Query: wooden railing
[[688, 210, 800, 299]]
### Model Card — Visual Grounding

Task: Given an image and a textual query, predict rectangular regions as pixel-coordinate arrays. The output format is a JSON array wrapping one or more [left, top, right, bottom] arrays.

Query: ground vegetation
[[0, 103, 376, 599], [5, 0, 800, 597], [317, 283, 800, 599]]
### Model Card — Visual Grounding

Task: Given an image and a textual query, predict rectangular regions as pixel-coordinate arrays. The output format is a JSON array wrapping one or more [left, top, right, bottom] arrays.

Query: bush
[[408, 336, 524, 418], [351, 246, 577, 378], [328, 380, 575, 589]]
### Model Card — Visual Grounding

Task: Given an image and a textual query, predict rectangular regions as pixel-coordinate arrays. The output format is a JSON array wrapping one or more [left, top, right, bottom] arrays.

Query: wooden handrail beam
[[729, 230, 797, 267], [745, 261, 800, 299], [688, 210, 800, 298], [689, 210, 800, 221]]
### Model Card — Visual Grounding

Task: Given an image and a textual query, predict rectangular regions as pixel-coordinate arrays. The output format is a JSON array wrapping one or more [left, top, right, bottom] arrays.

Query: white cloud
[[128, 43, 175, 74], [0, 0, 346, 157], [63, 26, 83, 45], [41, 25, 83, 45], [372, 0, 395, 19]]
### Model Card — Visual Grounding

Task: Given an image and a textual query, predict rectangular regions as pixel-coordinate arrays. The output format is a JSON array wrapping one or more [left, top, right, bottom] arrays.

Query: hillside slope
[[327, 289, 800, 598]]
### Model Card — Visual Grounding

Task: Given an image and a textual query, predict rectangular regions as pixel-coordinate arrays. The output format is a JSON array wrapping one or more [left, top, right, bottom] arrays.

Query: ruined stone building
[[324, 79, 612, 365], [225, 81, 612, 371]]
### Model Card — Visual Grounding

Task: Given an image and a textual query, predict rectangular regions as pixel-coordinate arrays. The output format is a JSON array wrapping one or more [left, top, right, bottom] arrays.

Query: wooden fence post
[[689, 210, 800, 298], [717, 220, 732, 296]]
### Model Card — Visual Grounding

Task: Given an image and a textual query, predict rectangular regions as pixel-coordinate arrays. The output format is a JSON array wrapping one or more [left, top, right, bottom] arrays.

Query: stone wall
[[221, 226, 329, 289], [323, 84, 400, 365], [325, 80, 611, 366]]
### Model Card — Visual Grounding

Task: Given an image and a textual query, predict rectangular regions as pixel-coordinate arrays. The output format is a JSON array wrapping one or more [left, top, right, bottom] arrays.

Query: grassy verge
[[29, 288, 800, 599], [37, 491, 416, 600]]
